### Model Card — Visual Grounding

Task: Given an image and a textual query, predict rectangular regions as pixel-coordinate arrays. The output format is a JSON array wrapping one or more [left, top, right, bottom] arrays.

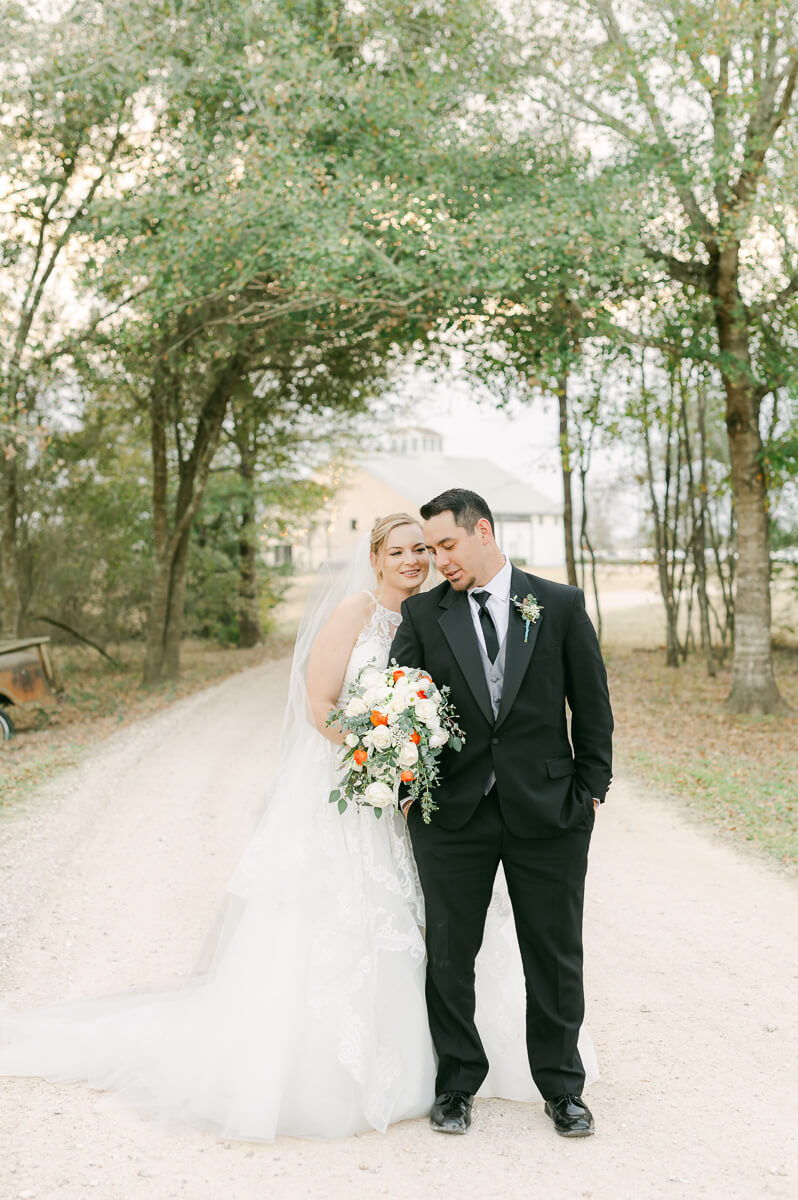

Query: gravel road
[[1, 657, 795, 1200]]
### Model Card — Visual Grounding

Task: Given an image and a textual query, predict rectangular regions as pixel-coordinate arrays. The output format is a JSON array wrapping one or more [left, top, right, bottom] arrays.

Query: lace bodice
[[337, 592, 403, 703]]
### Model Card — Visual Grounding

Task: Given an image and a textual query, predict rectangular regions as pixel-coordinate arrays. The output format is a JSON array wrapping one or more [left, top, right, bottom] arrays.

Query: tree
[[516, 0, 798, 711], [76, 0, 516, 682], [0, 1, 144, 637]]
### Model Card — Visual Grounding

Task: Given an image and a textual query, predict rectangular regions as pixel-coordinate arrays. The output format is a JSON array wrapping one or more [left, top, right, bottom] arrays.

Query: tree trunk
[[163, 523, 192, 679], [556, 372, 578, 587], [0, 451, 21, 638], [640, 368, 681, 667], [714, 255, 783, 712], [237, 494, 263, 647], [679, 370, 715, 674], [232, 407, 263, 648], [142, 368, 172, 685], [142, 353, 245, 685], [578, 464, 602, 643]]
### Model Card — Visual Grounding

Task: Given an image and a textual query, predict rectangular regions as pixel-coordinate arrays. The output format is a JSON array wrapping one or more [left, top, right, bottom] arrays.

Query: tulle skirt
[[0, 729, 597, 1141]]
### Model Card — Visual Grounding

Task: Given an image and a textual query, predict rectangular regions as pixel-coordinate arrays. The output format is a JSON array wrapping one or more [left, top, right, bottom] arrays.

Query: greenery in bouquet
[[326, 662, 465, 824]]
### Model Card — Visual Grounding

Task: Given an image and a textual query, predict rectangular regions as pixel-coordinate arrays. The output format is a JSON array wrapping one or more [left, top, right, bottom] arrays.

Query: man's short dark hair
[[419, 488, 495, 534]]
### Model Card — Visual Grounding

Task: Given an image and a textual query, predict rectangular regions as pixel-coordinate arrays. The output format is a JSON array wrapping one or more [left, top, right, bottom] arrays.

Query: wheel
[[0, 707, 14, 739]]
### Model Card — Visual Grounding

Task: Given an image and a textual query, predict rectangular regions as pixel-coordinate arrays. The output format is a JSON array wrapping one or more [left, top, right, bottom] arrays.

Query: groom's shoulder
[[402, 580, 449, 616]]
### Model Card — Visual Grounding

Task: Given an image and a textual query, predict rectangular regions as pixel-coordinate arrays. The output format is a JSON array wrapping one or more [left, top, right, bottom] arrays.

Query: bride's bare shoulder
[[326, 591, 374, 634]]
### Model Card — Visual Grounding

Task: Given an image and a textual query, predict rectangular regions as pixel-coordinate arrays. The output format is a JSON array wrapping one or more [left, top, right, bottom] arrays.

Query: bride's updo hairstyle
[[369, 512, 421, 581]]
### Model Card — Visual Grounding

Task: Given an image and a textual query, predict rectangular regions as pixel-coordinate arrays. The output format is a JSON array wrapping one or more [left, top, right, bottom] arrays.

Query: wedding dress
[[0, 589, 597, 1142]]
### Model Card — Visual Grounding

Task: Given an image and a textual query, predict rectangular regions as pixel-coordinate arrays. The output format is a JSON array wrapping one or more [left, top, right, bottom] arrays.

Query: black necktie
[[472, 591, 499, 663]]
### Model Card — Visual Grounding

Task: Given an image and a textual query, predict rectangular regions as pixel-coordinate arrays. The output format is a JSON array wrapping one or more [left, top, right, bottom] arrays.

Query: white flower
[[429, 731, 449, 749], [398, 742, 419, 768], [388, 693, 411, 715], [393, 675, 410, 692], [364, 780, 394, 808], [345, 732, 360, 748], [370, 724, 393, 751], [414, 698, 438, 725], [345, 696, 368, 717], [362, 685, 390, 707], [360, 668, 386, 689]]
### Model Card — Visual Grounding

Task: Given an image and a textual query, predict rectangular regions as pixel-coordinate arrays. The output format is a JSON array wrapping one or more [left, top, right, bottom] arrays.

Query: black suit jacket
[[389, 564, 613, 838]]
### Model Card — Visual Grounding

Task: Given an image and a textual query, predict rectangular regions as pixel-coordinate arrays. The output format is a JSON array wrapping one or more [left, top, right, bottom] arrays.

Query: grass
[[606, 642, 798, 870]]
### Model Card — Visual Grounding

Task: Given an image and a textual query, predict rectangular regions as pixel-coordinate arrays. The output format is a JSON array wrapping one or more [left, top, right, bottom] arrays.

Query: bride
[[0, 512, 597, 1142]]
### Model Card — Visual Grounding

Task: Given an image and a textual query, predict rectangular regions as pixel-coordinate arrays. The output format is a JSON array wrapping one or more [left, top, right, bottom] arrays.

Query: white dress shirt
[[467, 557, 512, 653]]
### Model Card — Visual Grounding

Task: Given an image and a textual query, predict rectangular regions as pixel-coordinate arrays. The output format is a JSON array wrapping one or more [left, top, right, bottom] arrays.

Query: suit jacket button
[[492, 736, 499, 745]]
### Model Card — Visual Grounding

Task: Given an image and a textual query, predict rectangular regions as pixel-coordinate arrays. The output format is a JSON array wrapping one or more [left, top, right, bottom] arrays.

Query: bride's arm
[[306, 592, 372, 743]]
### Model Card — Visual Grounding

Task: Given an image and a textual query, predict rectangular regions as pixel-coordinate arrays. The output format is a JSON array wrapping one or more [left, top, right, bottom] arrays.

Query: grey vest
[[477, 631, 507, 793], [477, 632, 507, 720]]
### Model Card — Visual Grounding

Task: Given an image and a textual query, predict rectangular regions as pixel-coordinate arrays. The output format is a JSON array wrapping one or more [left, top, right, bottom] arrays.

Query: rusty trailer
[[0, 636, 63, 739]]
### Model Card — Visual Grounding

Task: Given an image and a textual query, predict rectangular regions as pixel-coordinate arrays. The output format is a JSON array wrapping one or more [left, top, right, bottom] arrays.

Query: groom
[[390, 488, 613, 1138]]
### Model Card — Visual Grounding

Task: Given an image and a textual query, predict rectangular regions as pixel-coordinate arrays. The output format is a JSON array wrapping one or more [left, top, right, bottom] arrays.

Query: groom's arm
[[563, 588, 614, 803], [390, 600, 425, 816], [389, 598, 425, 670]]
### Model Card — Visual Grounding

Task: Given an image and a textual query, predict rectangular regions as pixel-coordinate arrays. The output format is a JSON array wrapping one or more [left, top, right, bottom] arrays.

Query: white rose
[[429, 731, 449, 749], [388, 693, 411, 715], [370, 724, 393, 751], [393, 674, 410, 691], [345, 732, 360, 748], [360, 669, 385, 689], [414, 698, 438, 725], [398, 742, 419, 768], [345, 697, 368, 717], [364, 780, 394, 808], [362, 685, 390, 707]]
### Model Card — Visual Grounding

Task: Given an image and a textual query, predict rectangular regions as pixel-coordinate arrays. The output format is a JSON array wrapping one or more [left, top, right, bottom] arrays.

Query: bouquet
[[326, 662, 465, 824]]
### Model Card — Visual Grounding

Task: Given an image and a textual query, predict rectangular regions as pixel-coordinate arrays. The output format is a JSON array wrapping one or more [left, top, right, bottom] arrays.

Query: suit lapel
[[438, 587, 494, 726], [495, 565, 543, 731]]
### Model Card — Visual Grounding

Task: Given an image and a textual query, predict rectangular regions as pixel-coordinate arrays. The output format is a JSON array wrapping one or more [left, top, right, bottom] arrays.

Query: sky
[[381, 363, 648, 545], [385, 364, 566, 503]]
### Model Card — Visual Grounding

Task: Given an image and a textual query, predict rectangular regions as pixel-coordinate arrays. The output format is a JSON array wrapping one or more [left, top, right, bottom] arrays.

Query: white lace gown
[[0, 597, 597, 1141]]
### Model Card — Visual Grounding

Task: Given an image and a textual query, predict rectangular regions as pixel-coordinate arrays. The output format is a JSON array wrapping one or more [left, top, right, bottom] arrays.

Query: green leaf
[[329, 788, 341, 803], [374, 807, 382, 818], [338, 797, 348, 814], [449, 735, 462, 751]]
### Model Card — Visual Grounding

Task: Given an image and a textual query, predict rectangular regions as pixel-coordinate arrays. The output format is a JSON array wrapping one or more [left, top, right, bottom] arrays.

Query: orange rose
[[401, 769, 415, 782], [353, 748, 368, 765], [392, 669, 405, 683], [370, 710, 388, 726], [410, 731, 421, 744], [416, 689, 427, 699]]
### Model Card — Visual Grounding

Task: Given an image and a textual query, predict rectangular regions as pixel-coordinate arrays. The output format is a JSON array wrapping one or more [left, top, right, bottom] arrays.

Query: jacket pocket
[[546, 755, 576, 779]]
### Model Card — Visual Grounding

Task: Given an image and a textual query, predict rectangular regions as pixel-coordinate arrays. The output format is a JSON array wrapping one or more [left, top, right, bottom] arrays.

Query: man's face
[[423, 510, 490, 591]]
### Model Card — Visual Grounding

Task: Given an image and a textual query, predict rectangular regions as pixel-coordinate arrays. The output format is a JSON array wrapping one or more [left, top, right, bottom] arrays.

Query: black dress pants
[[407, 786, 591, 1099]]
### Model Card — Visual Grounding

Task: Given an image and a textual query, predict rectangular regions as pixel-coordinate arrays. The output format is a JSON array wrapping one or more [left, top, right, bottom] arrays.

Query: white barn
[[279, 426, 564, 570]]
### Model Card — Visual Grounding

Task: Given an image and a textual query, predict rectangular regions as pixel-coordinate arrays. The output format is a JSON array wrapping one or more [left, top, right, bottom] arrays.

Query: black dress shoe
[[544, 1093, 595, 1137], [430, 1090, 473, 1134]]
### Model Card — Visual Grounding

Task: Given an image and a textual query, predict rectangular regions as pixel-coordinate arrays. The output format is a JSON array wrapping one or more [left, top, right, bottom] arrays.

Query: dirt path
[[1, 658, 795, 1200]]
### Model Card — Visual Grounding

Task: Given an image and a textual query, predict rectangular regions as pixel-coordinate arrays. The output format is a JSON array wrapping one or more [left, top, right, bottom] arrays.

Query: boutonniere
[[511, 593, 543, 643]]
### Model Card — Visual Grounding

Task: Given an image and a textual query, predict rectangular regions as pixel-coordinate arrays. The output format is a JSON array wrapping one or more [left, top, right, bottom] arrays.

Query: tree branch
[[642, 245, 711, 288], [733, 54, 798, 209], [590, 0, 717, 250]]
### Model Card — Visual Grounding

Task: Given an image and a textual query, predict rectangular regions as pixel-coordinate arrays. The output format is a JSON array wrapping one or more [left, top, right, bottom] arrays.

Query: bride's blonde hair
[[369, 512, 422, 581]]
